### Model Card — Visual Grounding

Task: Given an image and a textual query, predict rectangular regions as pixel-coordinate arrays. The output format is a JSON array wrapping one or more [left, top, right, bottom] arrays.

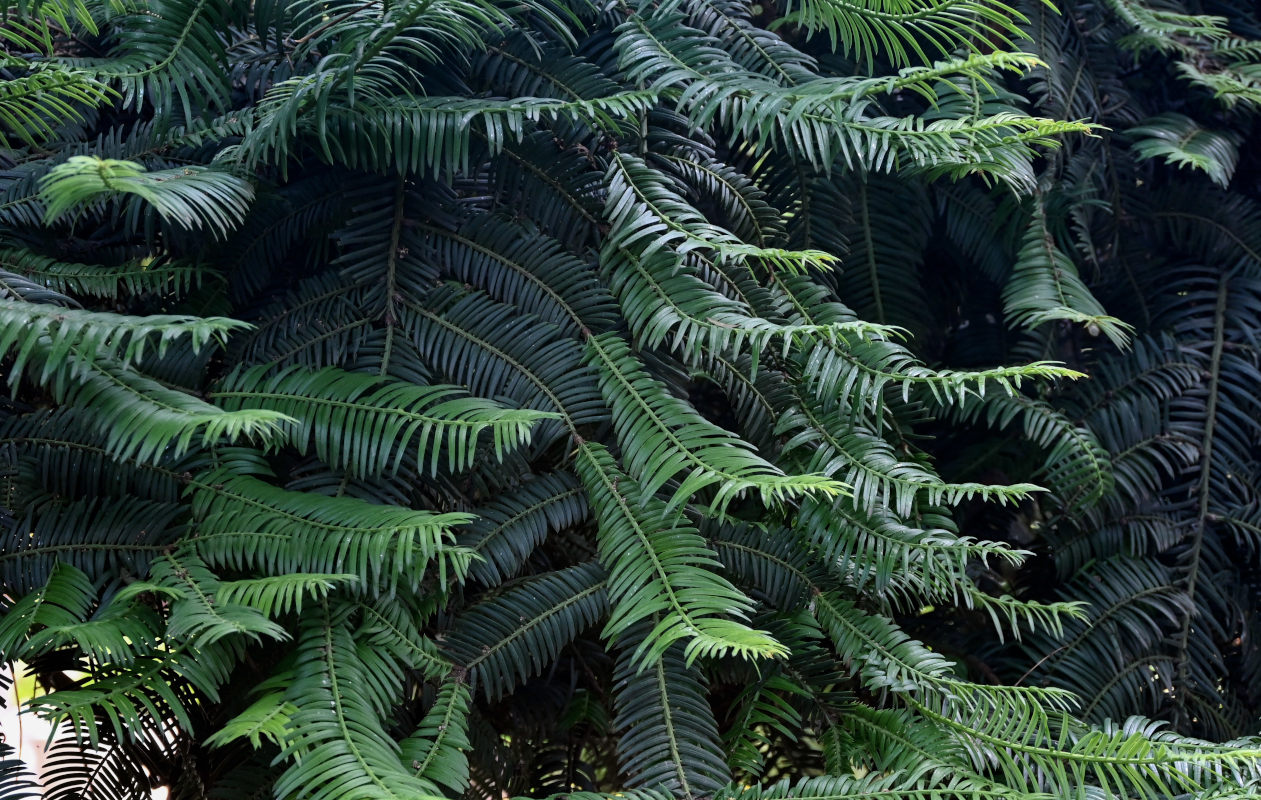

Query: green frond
[[796, 497, 1025, 600], [1148, 187, 1261, 266], [879, 51, 1049, 101], [612, 628, 731, 799], [934, 182, 1015, 281], [1079, 334, 1202, 410], [57, 360, 290, 463], [40, 156, 254, 237], [0, 266, 74, 305], [242, 90, 655, 177], [586, 332, 844, 511], [326, 177, 448, 321], [611, 10, 730, 93], [612, 13, 1087, 178], [721, 613, 830, 777], [916, 703, 1261, 798], [1176, 62, 1261, 109], [836, 703, 987, 787], [667, 0, 817, 83], [215, 572, 358, 618], [1017, 556, 1194, 721], [0, 561, 96, 658], [1127, 113, 1241, 188], [774, 0, 1029, 69], [483, 131, 606, 246], [1105, 0, 1228, 53], [205, 691, 297, 750], [778, 402, 1039, 517], [603, 243, 892, 371], [0, 496, 181, 594], [274, 602, 444, 800], [713, 772, 1053, 800], [120, 552, 288, 646], [0, 67, 111, 147], [959, 590, 1088, 644], [403, 287, 607, 437], [1091, 411, 1195, 514], [475, 35, 624, 105], [824, 171, 930, 332], [235, 275, 380, 370], [216, 172, 350, 297], [24, 648, 217, 747], [424, 216, 619, 336], [576, 441, 788, 667], [1205, 38, 1261, 63], [813, 592, 1078, 724], [0, 408, 273, 509], [72, 0, 242, 116], [775, 275, 1083, 411], [654, 149, 789, 247], [1194, 783, 1261, 800], [16, 600, 161, 670], [355, 598, 452, 681], [723, 669, 809, 776], [400, 678, 473, 795], [710, 520, 822, 610], [40, 724, 184, 800], [951, 391, 1114, 512], [535, 790, 676, 800], [455, 472, 589, 586], [691, 350, 795, 453], [0, 299, 247, 389], [213, 364, 555, 477], [188, 469, 475, 592], [0, 0, 96, 48], [1003, 205, 1133, 348], [0, 246, 211, 300], [441, 562, 608, 700], [606, 153, 836, 275]]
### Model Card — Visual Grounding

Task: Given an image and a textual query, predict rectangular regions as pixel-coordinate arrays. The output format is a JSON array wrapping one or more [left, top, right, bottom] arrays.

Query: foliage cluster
[[0, 0, 1260, 798]]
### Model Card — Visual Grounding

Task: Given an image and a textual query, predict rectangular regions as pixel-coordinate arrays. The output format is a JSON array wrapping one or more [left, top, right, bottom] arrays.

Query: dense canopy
[[1, 0, 1260, 798]]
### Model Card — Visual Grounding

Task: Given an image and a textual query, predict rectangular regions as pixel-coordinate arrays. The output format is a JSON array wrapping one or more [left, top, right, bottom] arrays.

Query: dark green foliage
[[1, 0, 1260, 799]]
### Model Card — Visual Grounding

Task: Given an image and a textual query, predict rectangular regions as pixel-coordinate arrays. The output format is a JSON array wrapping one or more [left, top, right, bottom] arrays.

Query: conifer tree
[[0, 0, 1259, 798]]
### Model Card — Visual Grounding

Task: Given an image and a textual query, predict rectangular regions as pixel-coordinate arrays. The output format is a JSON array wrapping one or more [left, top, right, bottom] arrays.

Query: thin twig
[[289, 1, 381, 46]]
